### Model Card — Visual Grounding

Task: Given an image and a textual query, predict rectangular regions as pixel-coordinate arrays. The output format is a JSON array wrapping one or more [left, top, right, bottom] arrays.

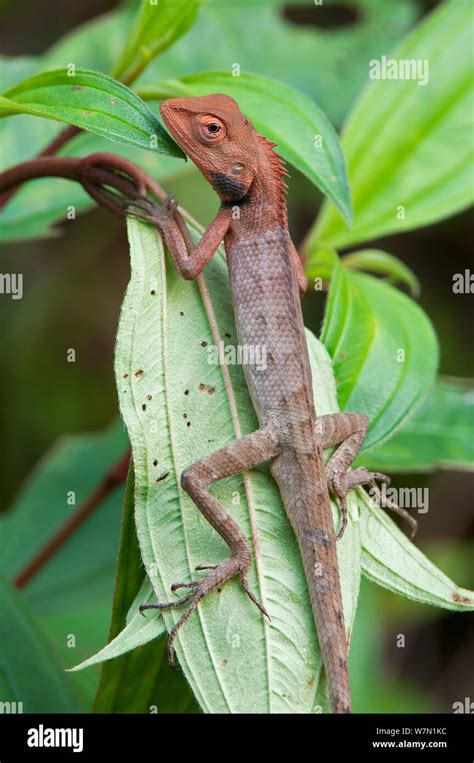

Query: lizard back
[[226, 223, 352, 714]]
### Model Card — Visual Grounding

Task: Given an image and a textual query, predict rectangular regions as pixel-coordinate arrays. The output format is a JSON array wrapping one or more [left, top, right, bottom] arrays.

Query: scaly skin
[[136, 95, 395, 714]]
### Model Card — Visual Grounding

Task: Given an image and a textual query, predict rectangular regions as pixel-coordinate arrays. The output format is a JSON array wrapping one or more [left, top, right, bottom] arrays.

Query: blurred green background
[[0, 0, 472, 713]]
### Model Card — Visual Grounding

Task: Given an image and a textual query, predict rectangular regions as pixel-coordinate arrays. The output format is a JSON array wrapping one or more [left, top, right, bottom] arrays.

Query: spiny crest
[[256, 132, 289, 216]]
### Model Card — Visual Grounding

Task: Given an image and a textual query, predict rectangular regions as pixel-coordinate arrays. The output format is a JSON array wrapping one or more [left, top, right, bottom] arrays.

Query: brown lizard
[[133, 94, 400, 714]]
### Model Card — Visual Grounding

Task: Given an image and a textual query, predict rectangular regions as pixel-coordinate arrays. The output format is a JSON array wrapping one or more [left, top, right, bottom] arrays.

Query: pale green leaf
[[69, 580, 164, 671], [113, 217, 359, 713], [359, 489, 474, 612]]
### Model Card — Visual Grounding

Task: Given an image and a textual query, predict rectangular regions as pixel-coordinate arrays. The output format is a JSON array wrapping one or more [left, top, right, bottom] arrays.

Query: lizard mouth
[[159, 99, 182, 142]]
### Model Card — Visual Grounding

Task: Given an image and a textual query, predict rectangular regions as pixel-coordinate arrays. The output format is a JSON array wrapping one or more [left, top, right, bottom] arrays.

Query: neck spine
[[254, 133, 289, 225]]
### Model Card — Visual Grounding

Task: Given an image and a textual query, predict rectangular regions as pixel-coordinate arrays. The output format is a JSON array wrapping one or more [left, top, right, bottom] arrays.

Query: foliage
[[0, 0, 472, 714]]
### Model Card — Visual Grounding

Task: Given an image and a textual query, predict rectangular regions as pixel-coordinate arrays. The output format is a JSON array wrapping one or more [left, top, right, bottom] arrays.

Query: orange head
[[160, 94, 261, 203]]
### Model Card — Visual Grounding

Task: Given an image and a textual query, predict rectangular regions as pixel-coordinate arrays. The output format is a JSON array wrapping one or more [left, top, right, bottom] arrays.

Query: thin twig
[[14, 449, 131, 589], [0, 125, 81, 210]]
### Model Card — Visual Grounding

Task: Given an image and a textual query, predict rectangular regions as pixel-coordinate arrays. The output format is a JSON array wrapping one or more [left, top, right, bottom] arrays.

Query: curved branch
[[0, 152, 169, 220]]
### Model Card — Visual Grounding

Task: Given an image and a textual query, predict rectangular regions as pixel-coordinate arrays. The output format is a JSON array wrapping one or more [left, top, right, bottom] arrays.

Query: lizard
[[132, 94, 404, 714]]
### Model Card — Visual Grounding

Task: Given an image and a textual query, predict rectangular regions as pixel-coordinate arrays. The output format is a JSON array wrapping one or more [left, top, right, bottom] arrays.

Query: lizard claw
[[138, 556, 269, 667], [170, 580, 199, 594], [162, 192, 179, 216], [328, 467, 416, 539]]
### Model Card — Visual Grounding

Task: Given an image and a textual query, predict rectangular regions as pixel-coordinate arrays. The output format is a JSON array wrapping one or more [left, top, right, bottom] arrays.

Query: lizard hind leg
[[140, 423, 280, 667], [315, 412, 417, 539]]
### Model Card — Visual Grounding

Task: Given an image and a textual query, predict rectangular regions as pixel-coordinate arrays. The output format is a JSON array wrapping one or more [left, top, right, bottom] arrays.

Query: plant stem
[[14, 449, 131, 589], [1, 150, 199, 588]]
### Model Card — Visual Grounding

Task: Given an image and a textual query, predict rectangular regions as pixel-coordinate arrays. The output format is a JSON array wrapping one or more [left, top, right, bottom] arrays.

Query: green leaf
[[0, 420, 127, 613], [112, 0, 202, 83], [0, 127, 192, 242], [113, 217, 360, 713], [139, 70, 352, 226], [359, 489, 474, 612], [138, 0, 418, 128], [342, 250, 420, 298], [321, 259, 438, 450], [83, 469, 162, 697], [0, 575, 82, 712], [0, 68, 184, 157], [71, 580, 164, 672], [307, 0, 474, 252], [1, 2, 417, 129], [86, 465, 197, 713], [0, 420, 127, 708], [358, 377, 474, 473], [0, 0, 416, 241]]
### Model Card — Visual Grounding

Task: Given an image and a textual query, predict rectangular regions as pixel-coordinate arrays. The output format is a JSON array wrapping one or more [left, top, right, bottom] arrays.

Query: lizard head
[[160, 94, 259, 203]]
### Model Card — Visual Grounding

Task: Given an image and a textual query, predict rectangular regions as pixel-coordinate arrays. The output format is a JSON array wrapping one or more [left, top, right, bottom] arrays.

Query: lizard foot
[[328, 467, 417, 540], [139, 556, 269, 667], [125, 192, 176, 222]]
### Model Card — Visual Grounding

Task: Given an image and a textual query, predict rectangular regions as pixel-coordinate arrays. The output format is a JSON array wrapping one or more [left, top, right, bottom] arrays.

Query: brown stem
[[38, 124, 81, 157], [0, 156, 83, 192], [0, 125, 81, 209], [14, 449, 131, 589], [0, 152, 167, 221], [1, 152, 170, 586]]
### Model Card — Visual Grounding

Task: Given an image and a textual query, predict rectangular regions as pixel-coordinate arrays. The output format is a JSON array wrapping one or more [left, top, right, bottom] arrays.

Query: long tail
[[271, 452, 351, 713]]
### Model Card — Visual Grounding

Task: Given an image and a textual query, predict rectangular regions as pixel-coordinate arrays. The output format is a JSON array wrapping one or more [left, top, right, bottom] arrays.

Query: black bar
[[0, 713, 471, 760]]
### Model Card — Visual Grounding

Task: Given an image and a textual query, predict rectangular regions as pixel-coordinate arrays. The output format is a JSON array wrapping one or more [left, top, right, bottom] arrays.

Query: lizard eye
[[196, 115, 226, 142]]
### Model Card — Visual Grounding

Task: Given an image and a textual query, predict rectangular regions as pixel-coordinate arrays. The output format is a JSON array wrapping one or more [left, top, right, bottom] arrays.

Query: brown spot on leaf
[[179, 311, 184, 317], [156, 471, 169, 482], [142, 404, 146, 411], [153, 459, 158, 466], [452, 591, 471, 605], [147, 394, 152, 401], [123, 373, 128, 379], [199, 383, 216, 395], [135, 369, 144, 378], [201, 341, 208, 347]]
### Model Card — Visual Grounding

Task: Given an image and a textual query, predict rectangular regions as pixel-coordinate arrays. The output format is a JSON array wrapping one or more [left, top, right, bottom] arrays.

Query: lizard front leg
[[141, 423, 280, 666], [128, 194, 232, 279], [315, 412, 417, 538]]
